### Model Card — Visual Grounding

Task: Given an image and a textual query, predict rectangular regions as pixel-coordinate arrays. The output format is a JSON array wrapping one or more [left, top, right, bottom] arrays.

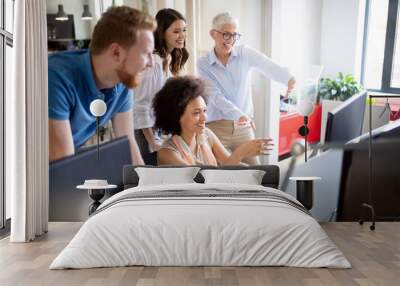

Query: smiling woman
[[153, 76, 274, 166], [133, 8, 189, 165]]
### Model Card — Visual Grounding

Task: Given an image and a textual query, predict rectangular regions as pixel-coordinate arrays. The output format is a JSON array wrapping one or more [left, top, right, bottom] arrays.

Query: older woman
[[197, 12, 295, 165], [133, 8, 189, 165], [153, 76, 273, 166]]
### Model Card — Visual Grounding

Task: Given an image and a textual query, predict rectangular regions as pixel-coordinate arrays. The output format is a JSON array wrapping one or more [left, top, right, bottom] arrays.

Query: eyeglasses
[[213, 30, 241, 41]]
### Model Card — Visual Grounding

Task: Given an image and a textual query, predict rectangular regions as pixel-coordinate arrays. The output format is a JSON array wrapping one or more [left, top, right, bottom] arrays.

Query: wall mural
[[46, 0, 273, 222]]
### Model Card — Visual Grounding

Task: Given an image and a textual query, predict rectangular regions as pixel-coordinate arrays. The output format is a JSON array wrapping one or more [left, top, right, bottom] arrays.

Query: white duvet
[[50, 183, 351, 269]]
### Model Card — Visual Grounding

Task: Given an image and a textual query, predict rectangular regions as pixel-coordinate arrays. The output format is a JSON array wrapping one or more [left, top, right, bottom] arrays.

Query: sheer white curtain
[[8, 0, 49, 242]]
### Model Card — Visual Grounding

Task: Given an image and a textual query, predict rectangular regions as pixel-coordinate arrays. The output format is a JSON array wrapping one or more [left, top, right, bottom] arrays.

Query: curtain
[[8, 0, 49, 242]]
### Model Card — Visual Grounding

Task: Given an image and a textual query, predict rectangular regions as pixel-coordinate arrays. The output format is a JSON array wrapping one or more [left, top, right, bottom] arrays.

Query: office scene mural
[[47, 0, 395, 225], [47, 0, 289, 221]]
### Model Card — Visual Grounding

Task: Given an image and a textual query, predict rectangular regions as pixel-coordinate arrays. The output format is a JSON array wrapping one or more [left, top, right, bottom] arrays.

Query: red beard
[[116, 68, 140, 89]]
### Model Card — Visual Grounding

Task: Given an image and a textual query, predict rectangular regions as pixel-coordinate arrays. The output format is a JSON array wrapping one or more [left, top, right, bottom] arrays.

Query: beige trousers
[[207, 120, 260, 165]]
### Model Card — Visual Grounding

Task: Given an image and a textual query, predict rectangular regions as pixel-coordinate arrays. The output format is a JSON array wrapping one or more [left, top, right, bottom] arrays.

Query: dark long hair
[[154, 9, 189, 76]]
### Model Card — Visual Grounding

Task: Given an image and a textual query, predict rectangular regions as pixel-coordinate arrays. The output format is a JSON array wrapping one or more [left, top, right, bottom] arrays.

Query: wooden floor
[[0, 222, 399, 286]]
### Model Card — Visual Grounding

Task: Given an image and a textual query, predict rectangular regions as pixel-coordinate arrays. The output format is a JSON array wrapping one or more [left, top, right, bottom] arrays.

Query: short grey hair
[[212, 12, 239, 30]]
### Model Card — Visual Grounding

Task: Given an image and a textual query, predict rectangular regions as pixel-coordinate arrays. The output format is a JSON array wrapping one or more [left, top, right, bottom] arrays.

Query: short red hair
[[90, 6, 156, 54]]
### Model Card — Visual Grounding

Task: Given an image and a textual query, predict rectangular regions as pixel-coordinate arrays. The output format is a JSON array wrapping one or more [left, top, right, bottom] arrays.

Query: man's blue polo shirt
[[48, 49, 133, 149]]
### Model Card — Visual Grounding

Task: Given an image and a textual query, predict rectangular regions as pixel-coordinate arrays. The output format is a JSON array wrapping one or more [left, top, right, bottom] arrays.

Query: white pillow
[[200, 169, 266, 185], [135, 167, 200, 186]]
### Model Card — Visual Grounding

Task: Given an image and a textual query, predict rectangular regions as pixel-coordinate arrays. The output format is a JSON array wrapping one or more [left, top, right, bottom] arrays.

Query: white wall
[[196, 0, 263, 56], [268, 0, 322, 163], [271, 0, 366, 86], [273, 0, 322, 69], [320, 0, 366, 79]]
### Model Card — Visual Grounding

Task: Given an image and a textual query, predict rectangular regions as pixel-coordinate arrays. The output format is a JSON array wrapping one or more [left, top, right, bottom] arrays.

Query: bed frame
[[123, 165, 280, 189]]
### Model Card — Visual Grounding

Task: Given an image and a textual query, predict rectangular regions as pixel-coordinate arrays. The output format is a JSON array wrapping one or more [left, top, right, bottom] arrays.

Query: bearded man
[[48, 6, 155, 163]]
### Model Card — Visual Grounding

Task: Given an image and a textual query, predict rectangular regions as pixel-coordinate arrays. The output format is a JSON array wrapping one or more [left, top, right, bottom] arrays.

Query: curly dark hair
[[154, 9, 189, 75], [153, 76, 208, 135]]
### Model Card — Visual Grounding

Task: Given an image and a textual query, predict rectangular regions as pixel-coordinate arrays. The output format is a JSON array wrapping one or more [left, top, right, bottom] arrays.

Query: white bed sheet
[[50, 183, 350, 269]]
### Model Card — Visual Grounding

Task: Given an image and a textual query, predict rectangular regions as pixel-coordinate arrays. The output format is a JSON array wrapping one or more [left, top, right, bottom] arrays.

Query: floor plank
[[0, 222, 399, 286]]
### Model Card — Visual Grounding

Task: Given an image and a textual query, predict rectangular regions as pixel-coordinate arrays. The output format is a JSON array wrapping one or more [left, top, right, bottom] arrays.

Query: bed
[[50, 165, 350, 269]]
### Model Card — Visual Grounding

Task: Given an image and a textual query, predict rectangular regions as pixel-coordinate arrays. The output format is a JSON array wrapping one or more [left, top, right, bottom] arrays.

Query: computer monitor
[[349, 119, 400, 143], [47, 14, 76, 40], [325, 90, 367, 144], [49, 137, 131, 222], [337, 139, 400, 221]]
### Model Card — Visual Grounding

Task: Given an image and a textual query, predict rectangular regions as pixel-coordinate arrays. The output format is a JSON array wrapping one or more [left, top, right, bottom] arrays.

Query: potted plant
[[317, 72, 363, 143], [317, 72, 362, 102]]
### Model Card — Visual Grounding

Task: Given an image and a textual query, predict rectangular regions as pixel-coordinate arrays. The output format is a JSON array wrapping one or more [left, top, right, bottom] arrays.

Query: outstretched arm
[[246, 46, 295, 97], [208, 128, 273, 165], [112, 110, 144, 165], [49, 119, 75, 162], [197, 62, 246, 120]]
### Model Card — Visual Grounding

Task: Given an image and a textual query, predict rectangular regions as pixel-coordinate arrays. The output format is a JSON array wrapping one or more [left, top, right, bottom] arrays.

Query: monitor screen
[[49, 137, 131, 222], [337, 139, 400, 221], [349, 119, 400, 143], [47, 14, 75, 40], [325, 90, 367, 144]]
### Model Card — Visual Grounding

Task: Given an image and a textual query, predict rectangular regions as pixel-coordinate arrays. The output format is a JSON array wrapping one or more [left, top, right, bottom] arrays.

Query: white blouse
[[133, 54, 172, 130]]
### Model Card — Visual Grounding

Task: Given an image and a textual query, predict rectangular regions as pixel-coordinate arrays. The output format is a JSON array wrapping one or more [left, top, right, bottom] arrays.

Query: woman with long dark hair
[[133, 8, 189, 165]]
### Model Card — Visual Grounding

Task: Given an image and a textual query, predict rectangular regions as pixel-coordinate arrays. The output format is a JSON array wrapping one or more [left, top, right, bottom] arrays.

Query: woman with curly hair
[[133, 8, 189, 164], [153, 76, 273, 165]]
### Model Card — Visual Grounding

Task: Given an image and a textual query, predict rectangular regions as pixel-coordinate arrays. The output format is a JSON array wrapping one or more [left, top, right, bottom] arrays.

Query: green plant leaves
[[318, 73, 362, 102]]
